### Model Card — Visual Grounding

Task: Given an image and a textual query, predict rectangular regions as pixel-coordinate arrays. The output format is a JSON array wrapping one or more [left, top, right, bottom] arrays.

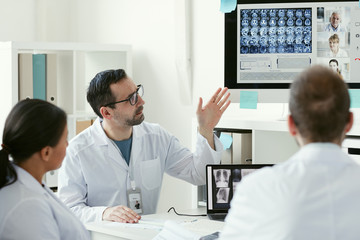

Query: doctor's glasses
[[104, 85, 144, 107]]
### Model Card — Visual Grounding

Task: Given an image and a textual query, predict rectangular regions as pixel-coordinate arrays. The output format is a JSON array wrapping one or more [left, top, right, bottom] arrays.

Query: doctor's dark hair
[[87, 69, 128, 118], [0, 99, 67, 189], [289, 65, 350, 142]]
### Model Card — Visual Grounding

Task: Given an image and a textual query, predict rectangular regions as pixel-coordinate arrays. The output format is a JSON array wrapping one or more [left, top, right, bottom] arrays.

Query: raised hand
[[196, 87, 231, 149]]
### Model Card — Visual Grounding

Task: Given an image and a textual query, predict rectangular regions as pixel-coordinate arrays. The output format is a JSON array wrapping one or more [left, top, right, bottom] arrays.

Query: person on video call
[[0, 99, 89, 240], [324, 11, 347, 32], [220, 65, 360, 239], [327, 33, 348, 58], [58, 69, 231, 224], [329, 58, 342, 78]]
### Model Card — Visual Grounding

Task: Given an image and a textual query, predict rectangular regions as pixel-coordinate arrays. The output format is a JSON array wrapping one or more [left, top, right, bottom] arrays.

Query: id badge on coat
[[127, 188, 143, 214]]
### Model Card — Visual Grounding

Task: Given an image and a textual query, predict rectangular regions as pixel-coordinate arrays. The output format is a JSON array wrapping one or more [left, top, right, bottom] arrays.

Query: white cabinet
[[192, 116, 360, 207], [215, 117, 360, 164], [0, 41, 132, 140]]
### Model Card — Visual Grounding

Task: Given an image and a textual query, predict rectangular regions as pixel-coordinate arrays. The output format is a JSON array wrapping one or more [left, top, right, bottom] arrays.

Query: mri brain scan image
[[241, 27, 250, 36], [240, 8, 312, 54], [260, 18, 268, 27], [259, 27, 268, 36]]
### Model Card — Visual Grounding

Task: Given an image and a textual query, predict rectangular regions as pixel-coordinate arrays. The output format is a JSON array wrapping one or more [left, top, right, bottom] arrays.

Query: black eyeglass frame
[[103, 84, 143, 107]]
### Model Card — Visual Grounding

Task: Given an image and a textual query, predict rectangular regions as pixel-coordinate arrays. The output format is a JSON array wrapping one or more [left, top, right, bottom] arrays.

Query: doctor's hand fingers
[[214, 87, 229, 105], [217, 92, 231, 110], [208, 88, 222, 105], [119, 206, 141, 223], [196, 97, 203, 114], [219, 95, 231, 113], [103, 206, 141, 223]]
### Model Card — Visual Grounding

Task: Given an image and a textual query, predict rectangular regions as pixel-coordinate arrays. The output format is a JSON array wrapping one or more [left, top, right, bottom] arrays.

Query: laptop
[[206, 164, 273, 221]]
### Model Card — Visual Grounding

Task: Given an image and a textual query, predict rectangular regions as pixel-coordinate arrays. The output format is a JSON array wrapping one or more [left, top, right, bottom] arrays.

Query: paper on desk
[[182, 219, 225, 236], [152, 220, 200, 240], [95, 220, 163, 231]]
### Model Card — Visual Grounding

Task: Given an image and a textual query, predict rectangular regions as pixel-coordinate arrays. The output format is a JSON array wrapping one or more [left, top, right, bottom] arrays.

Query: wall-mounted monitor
[[225, 0, 360, 103]]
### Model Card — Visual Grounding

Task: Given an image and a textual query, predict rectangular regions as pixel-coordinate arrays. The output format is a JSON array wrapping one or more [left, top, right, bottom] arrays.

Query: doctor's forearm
[[198, 127, 215, 150]]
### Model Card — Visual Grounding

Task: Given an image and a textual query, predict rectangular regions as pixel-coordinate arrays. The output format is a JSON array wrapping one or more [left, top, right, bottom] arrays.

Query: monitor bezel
[[224, 0, 360, 90], [206, 164, 274, 214]]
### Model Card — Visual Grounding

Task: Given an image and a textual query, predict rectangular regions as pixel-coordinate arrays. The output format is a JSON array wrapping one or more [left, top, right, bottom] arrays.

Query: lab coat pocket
[[140, 157, 161, 190]]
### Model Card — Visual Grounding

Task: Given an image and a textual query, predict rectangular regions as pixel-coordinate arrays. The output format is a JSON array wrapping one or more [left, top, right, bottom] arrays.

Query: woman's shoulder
[[0, 182, 50, 223]]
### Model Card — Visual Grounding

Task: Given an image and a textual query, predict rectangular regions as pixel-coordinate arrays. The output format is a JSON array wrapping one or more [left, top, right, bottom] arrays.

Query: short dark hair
[[329, 59, 339, 66], [0, 99, 67, 189], [289, 65, 350, 142], [87, 69, 128, 118]]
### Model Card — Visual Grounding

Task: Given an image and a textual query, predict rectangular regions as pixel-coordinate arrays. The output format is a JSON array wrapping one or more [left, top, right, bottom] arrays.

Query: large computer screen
[[225, 0, 360, 103]]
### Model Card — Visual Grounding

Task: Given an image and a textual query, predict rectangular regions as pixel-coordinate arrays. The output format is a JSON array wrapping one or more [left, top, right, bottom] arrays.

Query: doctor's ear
[[288, 115, 298, 136], [100, 106, 112, 119]]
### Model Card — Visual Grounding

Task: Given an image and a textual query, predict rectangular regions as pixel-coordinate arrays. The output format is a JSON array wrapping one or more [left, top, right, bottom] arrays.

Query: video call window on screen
[[316, 6, 351, 81], [240, 8, 312, 54]]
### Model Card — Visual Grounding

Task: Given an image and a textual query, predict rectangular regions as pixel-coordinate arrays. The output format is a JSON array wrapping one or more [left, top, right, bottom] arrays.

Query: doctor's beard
[[126, 106, 145, 126]]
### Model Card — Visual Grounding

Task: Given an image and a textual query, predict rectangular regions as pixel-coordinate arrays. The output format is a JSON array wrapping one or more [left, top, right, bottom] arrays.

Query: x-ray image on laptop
[[206, 164, 273, 221]]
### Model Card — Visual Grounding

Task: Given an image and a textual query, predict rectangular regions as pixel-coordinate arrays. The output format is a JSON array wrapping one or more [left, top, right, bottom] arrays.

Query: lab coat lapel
[[93, 117, 129, 170], [129, 124, 146, 171]]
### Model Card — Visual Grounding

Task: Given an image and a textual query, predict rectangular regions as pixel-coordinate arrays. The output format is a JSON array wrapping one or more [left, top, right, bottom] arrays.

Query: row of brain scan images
[[240, 8, 312, 54]]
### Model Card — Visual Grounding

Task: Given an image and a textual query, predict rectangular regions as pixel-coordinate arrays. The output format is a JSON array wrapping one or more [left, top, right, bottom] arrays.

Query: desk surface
[[85, 208, 224, 240]]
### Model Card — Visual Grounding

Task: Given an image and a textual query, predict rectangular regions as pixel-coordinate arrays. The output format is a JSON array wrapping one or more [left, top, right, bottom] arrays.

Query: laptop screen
[[206, 164, 273, 214]]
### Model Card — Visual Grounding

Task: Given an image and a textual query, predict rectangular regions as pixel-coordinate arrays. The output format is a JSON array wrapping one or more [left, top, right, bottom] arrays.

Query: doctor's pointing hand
[[197, 87, 231, 150]]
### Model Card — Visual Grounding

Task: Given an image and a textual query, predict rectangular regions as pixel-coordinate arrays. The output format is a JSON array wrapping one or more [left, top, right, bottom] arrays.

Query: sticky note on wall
[[220, 0, 236, 13], [240, 91, 258, 109], [349, 89, 360, 108], [220, 133, 233, 150]]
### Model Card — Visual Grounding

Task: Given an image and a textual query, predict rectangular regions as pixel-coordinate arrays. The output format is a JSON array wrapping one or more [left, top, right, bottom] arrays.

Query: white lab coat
[[326, 48, 348, 58], [324, 23, 347, 32], [0, 165, 89, 240], [58, 118, 222, 223], [220, 143, 360, 240]]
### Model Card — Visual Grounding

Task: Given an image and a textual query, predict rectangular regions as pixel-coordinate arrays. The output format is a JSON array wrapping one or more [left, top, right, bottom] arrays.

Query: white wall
[[0, 0, 226, 213], [0, 0, 37, 41]]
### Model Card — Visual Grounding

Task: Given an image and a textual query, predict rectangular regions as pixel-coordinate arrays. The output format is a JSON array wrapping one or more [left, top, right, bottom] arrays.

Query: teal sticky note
[[220, 0, 236, 13], [349, 89, 360, 108], [219, 133, 233, 150], [240, 91, 258, 109]]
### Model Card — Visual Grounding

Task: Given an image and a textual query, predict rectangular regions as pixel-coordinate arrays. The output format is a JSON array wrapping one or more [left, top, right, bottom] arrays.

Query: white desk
[[85, 208, 224, 240]]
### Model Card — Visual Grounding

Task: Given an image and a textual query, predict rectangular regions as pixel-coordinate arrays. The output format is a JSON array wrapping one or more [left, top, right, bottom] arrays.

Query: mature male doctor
[[58, 69, 230, 224]]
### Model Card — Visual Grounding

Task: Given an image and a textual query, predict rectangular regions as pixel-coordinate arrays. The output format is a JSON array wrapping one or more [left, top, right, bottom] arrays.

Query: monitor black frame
[[224, 0, 360, 90], [206, 164, 274, 214]]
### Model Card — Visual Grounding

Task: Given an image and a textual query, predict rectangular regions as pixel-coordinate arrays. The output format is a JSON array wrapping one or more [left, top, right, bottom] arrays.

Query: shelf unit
[[0, 41, 132, 141], [192, 116, 360, 207], [0, 41, 132, 188]]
